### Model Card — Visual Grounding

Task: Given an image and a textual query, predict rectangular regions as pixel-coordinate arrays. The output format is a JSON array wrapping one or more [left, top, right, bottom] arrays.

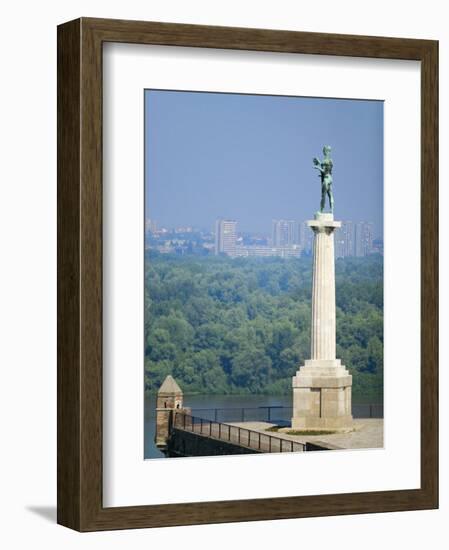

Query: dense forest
[[144, 253, 383, 401]]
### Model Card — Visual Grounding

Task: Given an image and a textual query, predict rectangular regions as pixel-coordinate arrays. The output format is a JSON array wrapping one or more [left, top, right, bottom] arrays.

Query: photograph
[[143, 89, 384, 459]]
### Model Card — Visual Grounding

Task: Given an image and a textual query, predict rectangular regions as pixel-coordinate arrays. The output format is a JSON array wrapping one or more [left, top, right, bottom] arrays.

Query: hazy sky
[[145, 90, 383, 238]]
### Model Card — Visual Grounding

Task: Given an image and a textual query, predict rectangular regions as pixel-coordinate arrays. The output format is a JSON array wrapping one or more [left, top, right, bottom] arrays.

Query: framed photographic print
[[57, 17, 438, 531]]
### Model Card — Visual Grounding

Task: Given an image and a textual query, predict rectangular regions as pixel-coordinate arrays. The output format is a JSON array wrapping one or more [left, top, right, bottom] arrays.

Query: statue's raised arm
[[313, 145, 334, 213], [313, 157, 324, 173]]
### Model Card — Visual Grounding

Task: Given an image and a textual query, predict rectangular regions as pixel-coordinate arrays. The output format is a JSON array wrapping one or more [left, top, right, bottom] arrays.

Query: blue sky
[[145, 90, 383, 238]]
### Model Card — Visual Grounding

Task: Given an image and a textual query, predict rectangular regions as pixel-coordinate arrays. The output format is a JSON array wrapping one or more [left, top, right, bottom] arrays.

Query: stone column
[[292, 212, 353, 431], [310, 213, 339, 361]]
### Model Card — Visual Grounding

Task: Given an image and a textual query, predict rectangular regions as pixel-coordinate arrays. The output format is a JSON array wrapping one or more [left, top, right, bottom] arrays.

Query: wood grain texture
[[420, 40, 439, 505], [57, 18, 81, 531], [57, 17, 439, 532]]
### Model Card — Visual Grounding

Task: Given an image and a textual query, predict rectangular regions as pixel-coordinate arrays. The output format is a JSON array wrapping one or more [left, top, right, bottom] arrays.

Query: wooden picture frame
[[57, 17, 438, 531]]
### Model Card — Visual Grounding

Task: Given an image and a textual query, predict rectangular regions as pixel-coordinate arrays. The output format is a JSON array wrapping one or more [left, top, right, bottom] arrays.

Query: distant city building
[[355, 222, 374, 257], [335, 221, 355, 258], [372, 238, 384, 255], [235, 244, 301, 259], [215, 219, 237, 257], [300, 219, 377, 258], [335, 221, 376, 258], [145, 218, 157, 234], [298, 221, 313, 256], [147, 216, 379, 259], [272, 220, 296, 247], [156, 242, 175, 254], [203, 242, 216, 253], [174, 226, 193, 233]]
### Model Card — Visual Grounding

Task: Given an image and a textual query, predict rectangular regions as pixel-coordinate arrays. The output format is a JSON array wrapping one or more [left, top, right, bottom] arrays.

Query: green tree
[[144, 253, 384, 401]]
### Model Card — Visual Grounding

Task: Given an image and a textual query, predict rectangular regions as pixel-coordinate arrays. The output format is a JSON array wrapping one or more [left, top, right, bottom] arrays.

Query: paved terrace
[[230, 419, 384, 450], [174, 413, 383, 453]]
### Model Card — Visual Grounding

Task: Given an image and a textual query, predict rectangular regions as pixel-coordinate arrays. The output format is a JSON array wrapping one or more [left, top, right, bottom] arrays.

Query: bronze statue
[[313, 145, 334, 213]]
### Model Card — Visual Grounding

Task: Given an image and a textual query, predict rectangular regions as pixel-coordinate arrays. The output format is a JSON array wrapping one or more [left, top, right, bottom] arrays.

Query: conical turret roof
[[158, 375, 182, 394]]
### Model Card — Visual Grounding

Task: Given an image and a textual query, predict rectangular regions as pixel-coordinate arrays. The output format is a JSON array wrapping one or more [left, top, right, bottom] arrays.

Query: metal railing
[[187, 406, 292, 425], [188, 403, 383, 424], [174, 412, 305, 453]]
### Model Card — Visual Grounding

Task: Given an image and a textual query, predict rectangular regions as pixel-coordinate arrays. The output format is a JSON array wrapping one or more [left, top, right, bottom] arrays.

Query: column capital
[[307, 212, 341, 231]]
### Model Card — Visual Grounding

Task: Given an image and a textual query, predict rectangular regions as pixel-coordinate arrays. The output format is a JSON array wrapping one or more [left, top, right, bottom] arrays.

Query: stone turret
[[155, 375, 184, 449]]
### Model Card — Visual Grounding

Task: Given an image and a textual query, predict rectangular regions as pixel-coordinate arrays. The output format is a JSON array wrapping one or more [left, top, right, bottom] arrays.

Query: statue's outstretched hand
[[313, 157, 320, 166]]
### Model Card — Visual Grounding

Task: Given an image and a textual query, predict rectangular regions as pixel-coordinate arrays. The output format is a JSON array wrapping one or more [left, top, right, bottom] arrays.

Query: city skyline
[[145, 90, 384, 237], [146, 216, 380, 258], [145, 216, 382, 241]]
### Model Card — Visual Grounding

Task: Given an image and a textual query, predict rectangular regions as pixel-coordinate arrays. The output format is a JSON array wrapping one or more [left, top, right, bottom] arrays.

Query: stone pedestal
[[292, 213, 353, 431]]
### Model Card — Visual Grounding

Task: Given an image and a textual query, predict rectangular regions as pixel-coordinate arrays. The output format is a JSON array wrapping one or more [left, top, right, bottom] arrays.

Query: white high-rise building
[[272, 219, 296, 247], [335, 221, 355, 258], [145, 218, 157, 234], [298, 221, 313, 255], [215, 219, 237, 257], [355, 222, 374, 257]]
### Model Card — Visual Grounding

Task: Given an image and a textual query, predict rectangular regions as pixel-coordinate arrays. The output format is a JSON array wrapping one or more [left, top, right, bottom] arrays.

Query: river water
[[144, 393, 382, 459]]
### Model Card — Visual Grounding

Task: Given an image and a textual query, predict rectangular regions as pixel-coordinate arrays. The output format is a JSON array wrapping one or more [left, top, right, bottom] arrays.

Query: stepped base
[[291, 359, 353, 431]]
